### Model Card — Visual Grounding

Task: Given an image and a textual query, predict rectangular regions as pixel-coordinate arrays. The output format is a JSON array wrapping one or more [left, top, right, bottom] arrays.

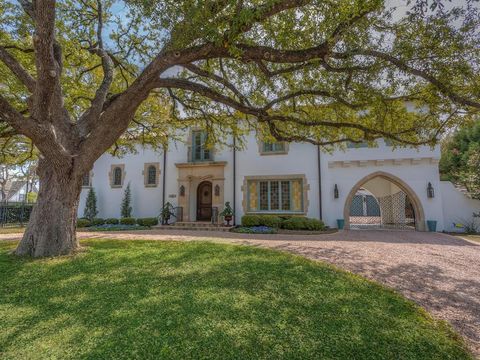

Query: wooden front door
[[197, 181, 212, 221]]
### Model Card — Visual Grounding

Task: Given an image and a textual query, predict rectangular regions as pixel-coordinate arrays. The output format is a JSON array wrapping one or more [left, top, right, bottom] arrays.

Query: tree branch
[[0, 46, 36, 92], [336, 49, 480, 109]]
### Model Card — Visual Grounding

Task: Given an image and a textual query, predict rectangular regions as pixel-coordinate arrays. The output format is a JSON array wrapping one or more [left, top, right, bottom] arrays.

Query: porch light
[[334, 184, 339, 199], [427, 182, 434, 198], [179, 185, 185, 197]]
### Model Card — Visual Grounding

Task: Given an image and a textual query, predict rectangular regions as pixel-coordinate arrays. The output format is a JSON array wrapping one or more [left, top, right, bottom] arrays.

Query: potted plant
[[219, 202, 234, 226], [160, 202, 176, 225]]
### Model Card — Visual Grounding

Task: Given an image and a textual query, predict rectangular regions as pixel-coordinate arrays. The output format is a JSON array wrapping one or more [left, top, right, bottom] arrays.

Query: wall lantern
[[179, 185, 185, 197], [214, 184, 220, 197], [427, 182, 434, 198], [334, 184, 339, 199]]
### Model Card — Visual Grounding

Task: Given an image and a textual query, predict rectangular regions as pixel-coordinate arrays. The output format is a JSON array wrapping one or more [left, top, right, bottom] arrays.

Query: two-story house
[[78, 128, 480, 232]]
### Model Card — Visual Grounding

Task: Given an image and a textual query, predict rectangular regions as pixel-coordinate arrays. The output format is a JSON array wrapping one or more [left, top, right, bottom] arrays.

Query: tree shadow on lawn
[[261, 241, 480, 357], [0, 240, 472, 359]]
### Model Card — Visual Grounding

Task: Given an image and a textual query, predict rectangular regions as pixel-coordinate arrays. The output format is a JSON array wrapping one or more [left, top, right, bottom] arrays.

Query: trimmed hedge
[[136, 217, 159, 227], [120, 217, 136, 225], [241, 215, 325, 231], [77, 218, 91, 228], [241, 215, 282, 228], [91, 218, 105, 226], [105, 218, 119, 225], [281, 217, 325, 231]]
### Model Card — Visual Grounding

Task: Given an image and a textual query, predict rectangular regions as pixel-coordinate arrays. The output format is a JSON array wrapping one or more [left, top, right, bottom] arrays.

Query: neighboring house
[[1, 181, 37, 202], [78, 128, 480, 232]]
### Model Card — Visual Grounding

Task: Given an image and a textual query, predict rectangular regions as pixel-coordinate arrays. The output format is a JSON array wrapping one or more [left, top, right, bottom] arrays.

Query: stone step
[[175, 222, 225, 227], [153, 224, 233, 232]]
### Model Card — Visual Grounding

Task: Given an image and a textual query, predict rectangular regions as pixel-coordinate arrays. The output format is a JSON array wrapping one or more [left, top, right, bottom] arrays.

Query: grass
[[0, 240, 471, 360], [458, 234, 480, 243], [0, 226, 25, 234]]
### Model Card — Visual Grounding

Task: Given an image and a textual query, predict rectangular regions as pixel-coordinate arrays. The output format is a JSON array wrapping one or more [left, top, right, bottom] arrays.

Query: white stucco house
[[79, 129, 480, 232]]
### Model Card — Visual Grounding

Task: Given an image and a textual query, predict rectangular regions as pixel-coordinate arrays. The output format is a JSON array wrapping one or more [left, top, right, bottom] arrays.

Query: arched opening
[[196, 181, 212, 221], [344, 172, 425, 231]]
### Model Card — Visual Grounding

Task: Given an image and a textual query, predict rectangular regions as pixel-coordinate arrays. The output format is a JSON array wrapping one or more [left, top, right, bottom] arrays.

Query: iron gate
[[349, 191, 415, 230], [0, 202, 35, 227]]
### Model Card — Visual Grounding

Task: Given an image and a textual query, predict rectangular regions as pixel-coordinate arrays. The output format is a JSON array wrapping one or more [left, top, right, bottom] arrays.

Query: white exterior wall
[[440, 181, 480, 232], [321, 141, 444, 230], [234, 133, 320, 222], [79, 130, 465, 233], [79, 148, 164, 219]]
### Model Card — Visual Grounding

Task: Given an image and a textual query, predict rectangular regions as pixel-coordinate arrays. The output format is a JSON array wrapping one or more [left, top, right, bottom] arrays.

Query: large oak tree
[[0, 0, 479, 256]]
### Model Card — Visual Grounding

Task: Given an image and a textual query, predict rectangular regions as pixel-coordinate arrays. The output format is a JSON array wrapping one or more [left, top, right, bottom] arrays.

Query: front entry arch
[[343, 171, 426, 231], [197, 181, 212, 221]]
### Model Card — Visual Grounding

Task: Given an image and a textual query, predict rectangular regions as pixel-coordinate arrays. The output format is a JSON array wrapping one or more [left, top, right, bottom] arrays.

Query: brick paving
[[3, 229, 479, 357]]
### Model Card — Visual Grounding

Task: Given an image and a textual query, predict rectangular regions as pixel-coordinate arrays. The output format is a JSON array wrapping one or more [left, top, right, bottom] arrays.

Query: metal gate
[[0, 202, 34, 227], [349, 191, 415, 230]]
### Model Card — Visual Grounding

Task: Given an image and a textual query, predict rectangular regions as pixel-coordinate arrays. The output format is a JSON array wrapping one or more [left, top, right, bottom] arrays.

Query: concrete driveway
[[3, 229, 480, 356]]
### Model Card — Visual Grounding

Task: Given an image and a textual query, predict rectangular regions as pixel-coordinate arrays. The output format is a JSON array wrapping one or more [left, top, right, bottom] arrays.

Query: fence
[[0, 202, 35, 227]]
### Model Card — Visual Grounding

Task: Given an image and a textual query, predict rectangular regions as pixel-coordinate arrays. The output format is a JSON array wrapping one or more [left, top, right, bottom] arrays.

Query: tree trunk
[[15, 160, 82, 257]]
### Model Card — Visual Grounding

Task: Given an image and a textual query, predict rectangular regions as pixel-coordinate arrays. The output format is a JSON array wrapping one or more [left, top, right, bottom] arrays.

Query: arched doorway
[[344, 172, 425, 231], [197, 181, 212, 221]]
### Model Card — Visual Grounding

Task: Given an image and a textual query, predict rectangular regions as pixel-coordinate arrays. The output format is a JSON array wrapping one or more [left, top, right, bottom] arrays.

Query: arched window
[[113, 167, 122, 186], [147, 165, 156, 185]]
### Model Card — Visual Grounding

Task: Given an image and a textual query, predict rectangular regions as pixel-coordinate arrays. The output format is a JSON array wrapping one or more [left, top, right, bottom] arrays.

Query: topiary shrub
[[76, 218, 91, 228], [136, 217, 159, 227], [241, 215, 261, 227], [91, 218, 105, 226], [120, 217, 136, 225], [105, 218, 119, 225]]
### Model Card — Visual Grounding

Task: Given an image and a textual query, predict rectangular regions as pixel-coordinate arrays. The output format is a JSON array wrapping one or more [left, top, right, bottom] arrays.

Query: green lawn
[[0, 240, 471, 360], [0, 226, 25, 234]]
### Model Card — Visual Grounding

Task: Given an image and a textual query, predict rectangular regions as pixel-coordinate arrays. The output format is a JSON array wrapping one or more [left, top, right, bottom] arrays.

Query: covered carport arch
[[343, 171, 426, 231]]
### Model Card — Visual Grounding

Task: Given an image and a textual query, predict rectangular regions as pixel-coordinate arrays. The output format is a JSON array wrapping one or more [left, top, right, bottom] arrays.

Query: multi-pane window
[[248, 179, 303, 213], [82, 173, 90, 187], [262, 141, 286, 153], [113, 167, 122, 186], [147, 165, 156, 185], [192, 131, 211, 162]]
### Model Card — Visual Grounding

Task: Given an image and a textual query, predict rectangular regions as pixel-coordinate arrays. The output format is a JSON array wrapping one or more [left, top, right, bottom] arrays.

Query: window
[[113, 167, 122, 186], [192, 131, 212, 162], [82, 172, 91, 187], [147, 165, 156, 185], [247, 179, 303, 213], [261, 141, 286, 154]]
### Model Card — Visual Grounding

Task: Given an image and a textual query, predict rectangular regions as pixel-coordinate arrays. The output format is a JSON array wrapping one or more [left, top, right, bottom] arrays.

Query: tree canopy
[[1, 0, 479, 256], [440, 120, 480, 200]]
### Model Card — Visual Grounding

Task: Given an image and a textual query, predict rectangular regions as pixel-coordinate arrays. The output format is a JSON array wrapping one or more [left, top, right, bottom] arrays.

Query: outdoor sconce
[[334, 184, 339, 199], [179, 185, 185, 197], [427, 182, 434, 198], [214, 184, 220, 197]]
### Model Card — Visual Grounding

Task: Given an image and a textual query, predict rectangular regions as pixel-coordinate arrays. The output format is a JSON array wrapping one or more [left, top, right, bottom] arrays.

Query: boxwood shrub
[[281, 217, 325, 231], [91, 218, 105, 226], [76, 218, 91, 228], [105, 218, 119, 225], [136, 217, 159, 227], [241, 215, 282, 228], [120, 217, 136, 225]]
